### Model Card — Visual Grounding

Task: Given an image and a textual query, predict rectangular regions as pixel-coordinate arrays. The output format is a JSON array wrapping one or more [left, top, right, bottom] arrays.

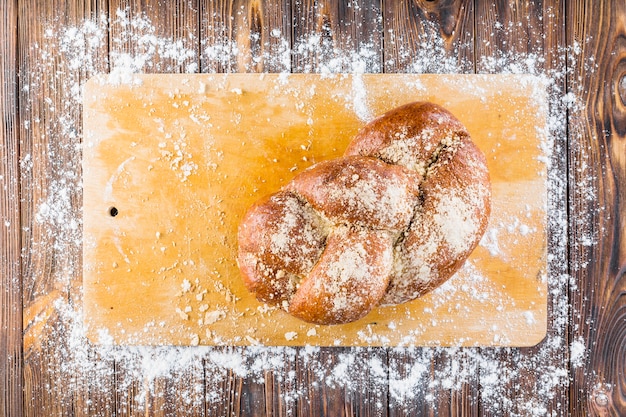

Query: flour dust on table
[[23, 7, 586, 416]]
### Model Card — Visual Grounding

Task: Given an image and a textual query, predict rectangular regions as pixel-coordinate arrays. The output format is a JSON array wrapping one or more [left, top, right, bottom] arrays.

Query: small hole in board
[[109, 207, 119, 217]]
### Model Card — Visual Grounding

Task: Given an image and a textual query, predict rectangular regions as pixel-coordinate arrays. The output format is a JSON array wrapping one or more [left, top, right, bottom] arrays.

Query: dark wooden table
[[1, 1, 625, 415]]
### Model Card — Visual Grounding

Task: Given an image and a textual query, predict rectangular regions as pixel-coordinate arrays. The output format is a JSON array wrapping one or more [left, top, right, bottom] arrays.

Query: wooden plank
[[200, 0, 291, 73], [17, 0, 111, 416], [110, 348, 205, 416], [109, 0, 201, 73], [198, 2, 293, 415], [75, 349, 116, 416], [382, 0, 474, 73], [292, 0, 383, 72], [289, 2, 386, 416], [204, 350, 237, 416], [59, 0, 114, 411], [232, 0, 292, 72], [387, 348, 479, 416], [202, 346, 296, 416], [236, 354, 267, 417], [474, 1, 569, 416], [474, 2, 539, 415], [295, 347, 387, 416], [112, 352, 147, 416], [382, 1, 477, 415], [107, 2, 205, 415], [199, 0, 238, 73], [142, 356, 206, 416], [24, 329, 67, 416], [170, 359, 207, 416], [568, 0, 626, 414], [263, 350, 299, 416], [0, 0, 22, 415], [532, 3, 569, 414]]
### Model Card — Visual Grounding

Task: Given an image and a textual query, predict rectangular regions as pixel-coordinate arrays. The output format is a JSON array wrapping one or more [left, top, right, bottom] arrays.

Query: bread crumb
[[284, 331, 298, 341], [306, 328, 317, 337], [523, 311, 536, 324], [181, 279, 192, 293], [224, 289, 237, 303], [175, 307, 189, 320], [245, 335, 261, 345], [204, 310, 225, 324]]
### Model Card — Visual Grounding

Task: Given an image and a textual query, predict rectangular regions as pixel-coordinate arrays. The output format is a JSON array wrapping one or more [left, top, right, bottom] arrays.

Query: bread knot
[[238, 102, 491, 324]]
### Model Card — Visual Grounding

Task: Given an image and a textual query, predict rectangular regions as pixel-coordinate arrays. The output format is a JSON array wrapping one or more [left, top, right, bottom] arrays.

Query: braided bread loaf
[[237, 102, 491, 325]]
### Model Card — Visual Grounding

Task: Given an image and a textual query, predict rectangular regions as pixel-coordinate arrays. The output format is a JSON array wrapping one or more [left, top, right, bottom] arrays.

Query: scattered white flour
[[570, 337, 586, 368], [23, 6, 582, 416], [284, 331, 298, 341]]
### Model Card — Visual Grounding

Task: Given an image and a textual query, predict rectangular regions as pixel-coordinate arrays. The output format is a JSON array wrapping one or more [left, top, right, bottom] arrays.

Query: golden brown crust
[[237, 101, 491, 324], [286, 156, 421, 232], [288, 226, 394, 324], [345, 101, 469, 175], [380, 134, 491, 304], [237, 190, 326, 304]]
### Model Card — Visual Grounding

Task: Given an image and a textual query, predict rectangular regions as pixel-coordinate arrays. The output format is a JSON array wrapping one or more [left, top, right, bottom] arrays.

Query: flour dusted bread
[[237, 102, 491, 325], [345, 102, 491, 305]]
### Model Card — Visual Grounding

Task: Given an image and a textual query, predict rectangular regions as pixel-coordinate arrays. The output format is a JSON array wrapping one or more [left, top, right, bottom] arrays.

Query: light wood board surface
[[82, 73, 548, 347]]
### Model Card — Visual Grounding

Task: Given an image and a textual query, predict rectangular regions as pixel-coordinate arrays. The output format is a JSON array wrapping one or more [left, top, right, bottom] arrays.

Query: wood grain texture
[[202, 1, 294, 414], [292, 0, 382, 72], [382, 1, 478, 415], [200, 0, 239, 73], [289, 2, 386, 415], [294, 348, 387, 417], [232, 0, 292, 72], [382, 0, 474, 73], [388, 349, 479, 416], [199, 1, 291, 413], [3, 0, 622, 416], [568, 0, 626, 415], [204, 355, 234, 416], [106, 2, 206, 416], [475, 1, 569, 415], [109, 0, 200, 73], [0, 1, 22, 416], [200, 0, 291, 73], [18, 0, 110, 416]]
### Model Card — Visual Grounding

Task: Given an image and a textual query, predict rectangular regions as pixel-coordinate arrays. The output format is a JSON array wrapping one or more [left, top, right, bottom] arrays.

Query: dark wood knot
[[415, 0, 457, 38], [590, 383, 612, 409], [619, 73, 626, 106], [611, 67, 626, 136]]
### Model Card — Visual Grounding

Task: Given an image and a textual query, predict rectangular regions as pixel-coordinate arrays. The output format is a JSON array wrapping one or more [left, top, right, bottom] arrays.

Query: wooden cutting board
[[82, 73, 548, 347]]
